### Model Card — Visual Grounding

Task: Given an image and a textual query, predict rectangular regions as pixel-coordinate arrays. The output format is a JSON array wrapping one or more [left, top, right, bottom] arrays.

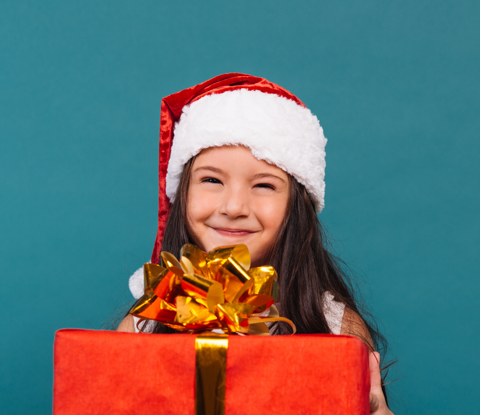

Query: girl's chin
[[202, 229, 258, 251], [208, 236, 253, 250]]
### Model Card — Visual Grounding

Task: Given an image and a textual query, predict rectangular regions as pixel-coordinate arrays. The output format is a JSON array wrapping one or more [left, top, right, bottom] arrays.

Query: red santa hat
[[151, 73, 327, 264]]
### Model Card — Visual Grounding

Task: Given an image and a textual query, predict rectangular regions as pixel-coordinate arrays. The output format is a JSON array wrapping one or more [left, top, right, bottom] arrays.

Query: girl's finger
[[369, 351, 392, 413], [369, 351, 382, 394]]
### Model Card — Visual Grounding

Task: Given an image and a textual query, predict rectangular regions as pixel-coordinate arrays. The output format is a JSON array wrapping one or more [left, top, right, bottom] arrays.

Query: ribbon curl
[[130, 244, 296, 335]]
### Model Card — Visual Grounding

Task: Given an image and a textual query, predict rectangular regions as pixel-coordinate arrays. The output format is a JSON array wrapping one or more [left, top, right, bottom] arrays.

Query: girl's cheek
[[187, 189, 219, 242], [254, 196, 288, 230], [188, 191, 217, 220]]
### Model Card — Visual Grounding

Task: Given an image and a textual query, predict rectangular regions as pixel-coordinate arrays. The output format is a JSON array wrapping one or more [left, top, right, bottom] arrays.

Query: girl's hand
[[369, 352, 394, 414]]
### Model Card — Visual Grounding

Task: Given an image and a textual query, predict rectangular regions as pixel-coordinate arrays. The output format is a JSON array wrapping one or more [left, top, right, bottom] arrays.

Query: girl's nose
[[219, 188, 250, 219]]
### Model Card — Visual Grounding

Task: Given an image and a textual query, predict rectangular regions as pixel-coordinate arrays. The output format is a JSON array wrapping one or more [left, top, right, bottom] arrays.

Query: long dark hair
[[129, 153, 394, 405], [148, 156, 386, 350], [138, 155, 393, 402]]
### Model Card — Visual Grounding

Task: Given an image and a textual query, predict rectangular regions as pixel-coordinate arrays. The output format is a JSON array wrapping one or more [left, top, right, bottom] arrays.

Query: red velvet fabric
[[54, 329, 370, 414], [152, 73, 306, 264]]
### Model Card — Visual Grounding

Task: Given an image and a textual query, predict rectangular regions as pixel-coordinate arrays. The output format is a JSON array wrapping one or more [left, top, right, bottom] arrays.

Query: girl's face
[[187, 145, 290, 267]]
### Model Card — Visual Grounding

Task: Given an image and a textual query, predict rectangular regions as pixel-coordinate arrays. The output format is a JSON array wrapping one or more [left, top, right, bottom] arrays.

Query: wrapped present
[[53, 329, 370, 414]]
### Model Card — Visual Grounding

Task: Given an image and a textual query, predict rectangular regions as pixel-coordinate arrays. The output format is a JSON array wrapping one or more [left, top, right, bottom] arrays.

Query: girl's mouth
[[212, 227, 257, 237]]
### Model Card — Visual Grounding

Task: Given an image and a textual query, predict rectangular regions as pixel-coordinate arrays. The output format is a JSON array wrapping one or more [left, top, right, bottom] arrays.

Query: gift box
[[53, 329, 370, 414]]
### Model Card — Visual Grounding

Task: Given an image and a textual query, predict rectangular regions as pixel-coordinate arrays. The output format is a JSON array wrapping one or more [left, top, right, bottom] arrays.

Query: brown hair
[[149, 156, 386, 350], [134, 155, 392, 403]]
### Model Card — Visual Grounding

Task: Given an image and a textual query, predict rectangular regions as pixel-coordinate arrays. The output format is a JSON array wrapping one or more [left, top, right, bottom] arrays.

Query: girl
[[117, 73, 393, 414]]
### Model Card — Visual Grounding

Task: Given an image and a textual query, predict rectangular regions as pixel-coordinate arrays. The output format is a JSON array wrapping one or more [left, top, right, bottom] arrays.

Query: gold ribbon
[[195, 334, 229, 415], [129, 243, 296, 335]]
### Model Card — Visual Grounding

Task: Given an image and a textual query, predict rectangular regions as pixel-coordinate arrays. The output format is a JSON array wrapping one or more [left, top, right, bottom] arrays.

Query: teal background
[[1, 1, 479, 413]]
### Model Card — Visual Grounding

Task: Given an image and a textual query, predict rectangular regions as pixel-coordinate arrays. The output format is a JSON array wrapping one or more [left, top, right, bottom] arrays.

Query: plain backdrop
[[1, 1, 479, 413]]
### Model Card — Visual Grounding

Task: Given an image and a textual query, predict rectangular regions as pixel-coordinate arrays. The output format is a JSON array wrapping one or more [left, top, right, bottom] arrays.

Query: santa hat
[[151, 73, 327, 264]]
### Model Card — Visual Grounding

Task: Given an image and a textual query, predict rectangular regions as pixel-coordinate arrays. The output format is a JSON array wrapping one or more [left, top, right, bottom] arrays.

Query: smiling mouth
[[212, 227, 257, 237]]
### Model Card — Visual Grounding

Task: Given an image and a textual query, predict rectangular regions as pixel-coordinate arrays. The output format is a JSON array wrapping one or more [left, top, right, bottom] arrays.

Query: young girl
[[117, 73, 393, 414]]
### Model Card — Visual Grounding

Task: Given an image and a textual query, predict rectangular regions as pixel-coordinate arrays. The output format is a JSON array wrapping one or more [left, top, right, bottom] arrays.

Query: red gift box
[[53, 329, 370, 414]]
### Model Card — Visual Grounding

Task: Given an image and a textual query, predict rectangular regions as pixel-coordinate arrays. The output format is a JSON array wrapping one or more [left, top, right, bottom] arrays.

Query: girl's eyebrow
[[252, 173, 286, 183], [193, 166, 224, 174]]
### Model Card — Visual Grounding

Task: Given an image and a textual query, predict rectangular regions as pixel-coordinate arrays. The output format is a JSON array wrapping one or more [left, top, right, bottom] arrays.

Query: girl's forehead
[[193, 145, 288, 175], [196, 145, 251, 158]]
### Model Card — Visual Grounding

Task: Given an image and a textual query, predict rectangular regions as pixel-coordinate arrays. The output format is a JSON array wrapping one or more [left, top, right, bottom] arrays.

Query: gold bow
[[129, 244, 296, 335]]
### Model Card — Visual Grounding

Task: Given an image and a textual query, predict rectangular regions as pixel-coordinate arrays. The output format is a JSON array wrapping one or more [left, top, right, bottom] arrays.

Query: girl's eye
[[254, 183, 276, 190], [201, 177, 222, 184]]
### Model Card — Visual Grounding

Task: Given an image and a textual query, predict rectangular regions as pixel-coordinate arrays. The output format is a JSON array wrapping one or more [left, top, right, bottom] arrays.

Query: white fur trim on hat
[[129, 265, 146, 300], [166, 89, 327, 213]]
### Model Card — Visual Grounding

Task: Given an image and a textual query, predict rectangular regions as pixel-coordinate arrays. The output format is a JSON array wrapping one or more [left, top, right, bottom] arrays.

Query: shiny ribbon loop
[[130, 243, 296, 335]]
